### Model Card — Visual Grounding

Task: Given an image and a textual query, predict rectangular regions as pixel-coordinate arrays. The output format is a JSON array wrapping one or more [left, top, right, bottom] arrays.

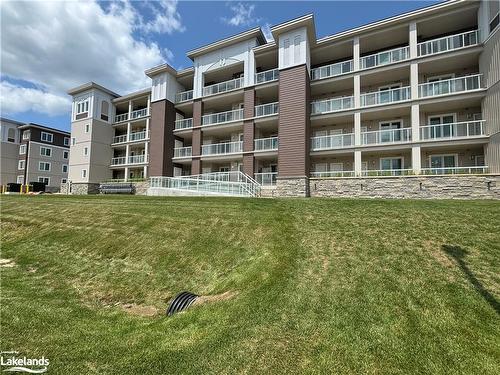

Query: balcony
[[112, 131, 148, 144], [420, 121, 486, 141], [255, 69, 279, 85], [175, 118, 193, 130], [311, 133, 355, 151], [202, 108, 244, 126], [311, 96, 354, 115], [255, 172, 277, 186], [360, 86, 411, 107], [203, 77, 244, 97], [311, 59, 353, 81], [421, 166, 488, 175], [417, 30, 479, 57], [418, 74, 483, 98], [111, 155, 146, 166], [112, 134, 128, 144], [114, 113, 128, 123], [254, 137, 278, 151], [360, 46, 410, 70], [361, 169, 414, 177], [130, 108, 149, 120], [311, 171, 356, 178], [175, 90, 193, 103], [202, 141, 243, 156], [255, 102, 279, 117], [361, 128, 412, 145], [173, 146, 192, 158]]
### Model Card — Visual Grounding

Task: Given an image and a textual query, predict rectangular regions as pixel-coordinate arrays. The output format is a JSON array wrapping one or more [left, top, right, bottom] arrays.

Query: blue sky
[[1, 1, 439, 132]]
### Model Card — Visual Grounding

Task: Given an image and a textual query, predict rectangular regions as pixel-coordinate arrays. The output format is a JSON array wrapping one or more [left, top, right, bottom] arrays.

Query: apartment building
[[0, 118, 71, 192], [67, 0, 500, 197]]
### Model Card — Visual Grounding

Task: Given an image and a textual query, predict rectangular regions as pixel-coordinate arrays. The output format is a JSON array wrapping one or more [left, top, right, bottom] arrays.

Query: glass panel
[[443, 155, 456, 168], [430, 156, 442, 168]]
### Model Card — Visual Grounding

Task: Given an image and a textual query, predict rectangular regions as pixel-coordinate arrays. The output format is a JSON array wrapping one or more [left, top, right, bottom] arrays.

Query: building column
[[128, 100, 133, 117], [354, 112, 361, 146], [149, 99, 176, 176], [243, 88, 255, 177], [124, 167, 129, 182], [143, 165, 148, 178], [354, 150, 362, 176], [412, 145, 421, 174], [144, 140, 149, 162], [410, 62, 419, 101], [127, 122, 132, 141], [191, 99, 203, 175], [411, 104, 421, 174], [409, 22, 418, 59], [147, 95, 151, 113], [353, 37, 360, 71]]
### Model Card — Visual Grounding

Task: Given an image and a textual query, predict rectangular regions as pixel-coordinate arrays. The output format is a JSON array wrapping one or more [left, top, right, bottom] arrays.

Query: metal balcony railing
[[311, 171, 356, 178], [111, 156, 126, 166], [203, 77, 244, 96], [254, 137, 278, 151], [360, 46, 410, 70], [175, 90, 193, 103], [255, 102, 279, 117], [360, 86, 411, 107], [130, 108, 148, 120], [175, 118, 193, 130], [418, 74, 483, 98], [417, 30, 479, 56], [128, 155, 146, 164], [311, 59, 354, 80], [311, 133, 355, 150], [114, 113, 128, 123], [173, 146, 192, 158], [255, 172, 277, 186], [311, 96, 354, 115], [421, 166, 488, 175], [361, 128, 412, 145], [255, 69, 279, 84], [201, 141, 243, 156], [202, 108, 244, 126], [420, 121, 486, 141], [129, 131, 148, 142], [112, 134, 127, 144], [361, 169, 414, 177]]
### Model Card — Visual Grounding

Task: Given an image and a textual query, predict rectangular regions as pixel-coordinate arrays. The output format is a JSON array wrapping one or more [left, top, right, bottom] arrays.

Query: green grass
[[1, 195, 499, 374]]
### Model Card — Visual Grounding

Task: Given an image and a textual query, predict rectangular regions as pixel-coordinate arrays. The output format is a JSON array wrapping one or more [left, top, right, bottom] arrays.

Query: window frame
[[62, 164, 68, 173], [41, 132, 54, 143], [19, 144, 27, 155], [18, 160, 25, 170], [63, 150, 69, 159], [40, 146, 52, 157], [64, 137, 70, 146], [37, 177, 50, 185], [38, 161, 51, 172]]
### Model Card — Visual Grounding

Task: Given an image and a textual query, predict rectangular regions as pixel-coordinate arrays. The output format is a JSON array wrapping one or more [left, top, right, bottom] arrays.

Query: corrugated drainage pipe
[[166, 291, 199, 316]]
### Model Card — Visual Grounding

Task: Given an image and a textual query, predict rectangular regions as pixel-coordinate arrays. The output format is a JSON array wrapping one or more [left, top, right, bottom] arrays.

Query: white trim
[[64, 137, 70, 146], [19, 144, 26, 155], [61, 178, 67, 184], [41, 131, 53, 143], [40, 146, 52, 157], [16, 175, 24, 184], [18, 160, 25, 170], [62, 164, 68, 173], [22, 131, 30, 140], [427, 113, 457, 124], [37, 176, 50, 185], [81, 169, 87, 179], [38, 161, 51, 172]]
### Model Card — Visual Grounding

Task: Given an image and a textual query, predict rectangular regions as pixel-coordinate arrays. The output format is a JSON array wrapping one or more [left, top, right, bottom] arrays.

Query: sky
[[1, 0, 440, 132]]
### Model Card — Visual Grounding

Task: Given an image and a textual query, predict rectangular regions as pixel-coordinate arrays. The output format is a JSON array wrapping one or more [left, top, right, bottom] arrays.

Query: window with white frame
[[64, 137, 70, 146], [85, 124, 90, 133], [283, 38, 290, 66], [40, 146, 52, 157], [429, 154, 457, 169], [81, 169, 87, 178], [22, 131, 30, 140], [61, 178, 67, 184], [71, 137, 76, 145], [19, 144, 26, 155], [38, 177, 50, 185], [7, 128, 16, 142], [84, 147, 89, 156], [41, 132, 53, 143], [16, 176, 24, 184], [101, 100, 109, 121], [62, 164, 68, 173], [63, 150, 69, 159], [293, 35, 301, 64], [76, 99, 89, 115], [18, 160, 25, 170], [39, 161, 51, 171], [489, 1, 499, 33]]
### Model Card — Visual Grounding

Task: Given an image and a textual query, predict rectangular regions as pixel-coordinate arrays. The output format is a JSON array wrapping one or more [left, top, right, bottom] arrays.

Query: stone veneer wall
[[275, 177, 309, 197], [309, 175, 500, 200], [68, 183, 101, 195]]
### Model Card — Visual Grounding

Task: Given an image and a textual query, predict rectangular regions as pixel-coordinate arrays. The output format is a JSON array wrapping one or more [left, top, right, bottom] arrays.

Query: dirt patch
[[120, 303, 158, 317], [0, 259, 16, 268], [192, 291, 238, 306]]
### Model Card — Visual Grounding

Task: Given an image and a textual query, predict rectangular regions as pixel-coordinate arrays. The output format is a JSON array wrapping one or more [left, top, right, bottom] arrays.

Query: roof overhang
[[270, 14, 317, 45], [112, 88, 151, 103], [145, 63, 178, 78], [67, 82, 120, 97], [19, 123, 70, 135]]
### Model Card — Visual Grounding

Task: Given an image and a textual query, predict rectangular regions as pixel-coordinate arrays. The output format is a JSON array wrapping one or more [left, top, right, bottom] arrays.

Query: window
[[283, 38, 290, 66], [380, 157, 403, 171], [41, 132, 53, 143], [19, 144, 26, 155], [490, 1, 499, 33], [18, 160, 25, 170], [40, 146, 52, 157], [63, 150, 69, 159], [22, 131, 30, 140], [82, 169, 87, 178], [71, 137, 76, 145], [380, 120, 402, 142], [428, 114, 456, 139], [429, 154, 457, 170], [101, 100, 109, 121], [64, 137, 70, 146], [61, 178, 67, 184], [294, 35, 301, 63], [85, 124, 90, 133], [38, 177, 50, 185], [84, 147, 89, 156], [16, 176, 24, 184], [62, 164, 68, 173], [39, 161, 51, 171], [76, 99, 89, 114], [7, 128, 15, 142]]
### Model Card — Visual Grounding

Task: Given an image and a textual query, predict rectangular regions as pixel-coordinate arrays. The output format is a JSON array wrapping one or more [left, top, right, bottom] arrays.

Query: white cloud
[[262, 23, 274, 42], [141, 0, 185, 34], [222, 3, 260, 27], [0, 0, 181, 117]]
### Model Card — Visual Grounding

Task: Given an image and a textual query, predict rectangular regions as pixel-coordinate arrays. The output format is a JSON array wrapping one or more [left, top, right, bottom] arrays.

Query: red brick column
[[191, 99, 203, 174], [243, 88, 255, 176], [150, 99, 176, 176]]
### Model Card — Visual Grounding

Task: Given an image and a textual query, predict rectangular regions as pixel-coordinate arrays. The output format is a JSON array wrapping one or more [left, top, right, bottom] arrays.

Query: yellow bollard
[[20, 184, 23, 194]]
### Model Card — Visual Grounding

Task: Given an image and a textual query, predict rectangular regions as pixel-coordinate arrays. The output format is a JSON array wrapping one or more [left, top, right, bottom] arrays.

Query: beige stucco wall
[[0, 141, 20, 185], [25, 142, 69, 189]]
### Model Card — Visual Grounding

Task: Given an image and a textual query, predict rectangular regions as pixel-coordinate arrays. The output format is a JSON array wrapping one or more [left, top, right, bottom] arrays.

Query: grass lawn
[[1, 195, 499, 374]]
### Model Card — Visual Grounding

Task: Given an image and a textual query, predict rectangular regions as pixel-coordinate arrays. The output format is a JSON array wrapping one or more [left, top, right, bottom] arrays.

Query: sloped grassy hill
[[1, 195, 499, 374]]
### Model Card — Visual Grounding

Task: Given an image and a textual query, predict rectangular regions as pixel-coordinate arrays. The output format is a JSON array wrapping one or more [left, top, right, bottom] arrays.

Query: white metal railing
[[174, 146, 192, 158], [129, 131, 148, 142], [311, 59, 354, 80], [111, 156, 126, 166], [150, 171, 260, 197], [417, 30, 479, 57], [361, 128, 412, 145], [255, 172, 277, 186], [202, 141, 243, 156], [311, 96, 354, 115], [254, 137, 278, 151], [255, 69, 279, 84], [114, 113, 128, 123], [175, 118, 193, 130], [361, 86, 411, 107], [420, 121, 486, 141], [175, 90, 193, 103], [311, 133, 355, 150], [130, 108, 148, 120], [311, 171, 356, 178], [203, 77, 244, 96], [360, 46, 410, 70], [255, 102, 279, 117], [202, 108, 244, 126], [129, 155, 146, 164], [418, 74, 482, 98], [112, 134, 128, 144], [421, 166, 488, 175], [361, 169, 414, 177]]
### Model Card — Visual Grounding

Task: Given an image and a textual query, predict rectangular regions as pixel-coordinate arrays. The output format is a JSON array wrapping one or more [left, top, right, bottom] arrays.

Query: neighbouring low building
[[66, 0, 500, 198]]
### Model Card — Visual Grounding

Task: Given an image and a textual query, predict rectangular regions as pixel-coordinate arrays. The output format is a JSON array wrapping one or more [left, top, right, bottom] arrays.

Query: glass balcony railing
[[311, 96, 354, 115], [418, 74, 482, 98], [360, 86, 411, 107], [254, 137, 278, 151], [255, 102, 279, 117], [255, 172, 277, 186], [202, 141, 243, 156], [255, 69, 279, 84], [311, 133, 355, 150], [417, 30, 479, 57], [203, 77, 244, 96], [202, 108, 244, 126], [175, 90, 193, 103], [420, 121, 486, 140], [173, 146, 192, 158], [360, 46, 410, 70], [175, 118, 193, 130], [311, 59, 354, 80], [361, 128, 412, 145]]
